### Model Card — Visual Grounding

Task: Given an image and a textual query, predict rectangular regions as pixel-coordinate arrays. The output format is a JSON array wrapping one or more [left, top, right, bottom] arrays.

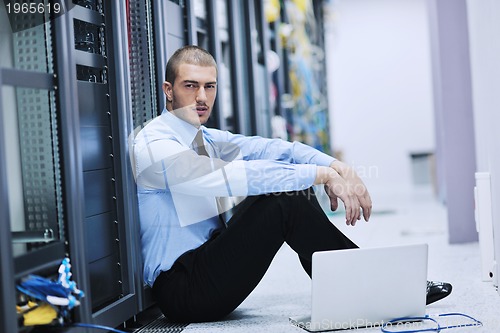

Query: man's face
[[163, 63, 217, 127]]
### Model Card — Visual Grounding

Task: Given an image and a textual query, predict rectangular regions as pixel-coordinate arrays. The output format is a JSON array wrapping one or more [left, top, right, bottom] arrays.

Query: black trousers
[[152, 189, 357, 323]]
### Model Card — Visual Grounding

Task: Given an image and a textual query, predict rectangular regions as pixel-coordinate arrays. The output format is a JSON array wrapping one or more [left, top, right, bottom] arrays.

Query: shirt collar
[[161, 108, 199, 147]]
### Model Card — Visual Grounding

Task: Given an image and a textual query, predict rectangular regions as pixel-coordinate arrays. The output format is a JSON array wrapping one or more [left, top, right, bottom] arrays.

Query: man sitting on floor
[[131, 45, 452, 323]]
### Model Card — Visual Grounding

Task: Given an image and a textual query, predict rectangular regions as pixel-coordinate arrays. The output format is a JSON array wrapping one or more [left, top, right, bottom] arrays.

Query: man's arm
[[210, 129, 335, 167], [213, 129, 372, 225], [135, 134, 317, 197], [315, 164, 372, 226]]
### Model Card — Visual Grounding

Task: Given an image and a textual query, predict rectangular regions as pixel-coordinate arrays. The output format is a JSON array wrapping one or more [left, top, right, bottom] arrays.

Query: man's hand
[[314, 162, 372, 226], [329, 161, 372, 224]]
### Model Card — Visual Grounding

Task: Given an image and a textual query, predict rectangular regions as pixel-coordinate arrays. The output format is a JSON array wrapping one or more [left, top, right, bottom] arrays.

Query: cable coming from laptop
[[380, 312, 482, 333], [71, 323, 128, 332]]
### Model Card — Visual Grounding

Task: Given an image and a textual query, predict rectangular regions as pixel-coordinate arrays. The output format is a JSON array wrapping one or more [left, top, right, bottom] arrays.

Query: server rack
[[243, 0, 272, 137], [67, 0, 140, 327], [206, 0, 233, 132], [151, 0, 185, 115], [227, 0, 253, 136], [270, 0, 330, 151], [0, 3, 66, 331], [1, 1, 139, 331]]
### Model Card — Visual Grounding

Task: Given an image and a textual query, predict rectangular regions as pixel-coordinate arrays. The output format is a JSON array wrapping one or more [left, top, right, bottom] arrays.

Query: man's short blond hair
[[165, 45, 217, 85]]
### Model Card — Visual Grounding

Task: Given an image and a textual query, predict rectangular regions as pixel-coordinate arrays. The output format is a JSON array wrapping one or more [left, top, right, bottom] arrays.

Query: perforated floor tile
[[135, 315, 188, 333]]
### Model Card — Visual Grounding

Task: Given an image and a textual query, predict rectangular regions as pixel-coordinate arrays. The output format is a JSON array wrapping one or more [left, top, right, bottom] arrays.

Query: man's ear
[[162, 81, 173, 102]]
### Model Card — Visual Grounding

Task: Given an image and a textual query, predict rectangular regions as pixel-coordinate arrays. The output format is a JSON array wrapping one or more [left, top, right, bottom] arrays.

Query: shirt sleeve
[[134, 133, 317, 197], [206, 128, 336, 167]]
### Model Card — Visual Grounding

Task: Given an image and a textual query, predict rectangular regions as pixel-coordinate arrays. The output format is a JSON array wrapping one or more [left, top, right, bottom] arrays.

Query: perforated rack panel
[[128, 0, 157, 128], [11, 12, 63, 239]]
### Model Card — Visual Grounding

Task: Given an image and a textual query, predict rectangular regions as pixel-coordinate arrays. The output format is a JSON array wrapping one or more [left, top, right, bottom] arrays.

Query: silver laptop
[[290, 244, 428, 331]]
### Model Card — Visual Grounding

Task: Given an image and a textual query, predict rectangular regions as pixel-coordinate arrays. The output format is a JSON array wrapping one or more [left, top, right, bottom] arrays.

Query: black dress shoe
[[426, 280, 452, 305]]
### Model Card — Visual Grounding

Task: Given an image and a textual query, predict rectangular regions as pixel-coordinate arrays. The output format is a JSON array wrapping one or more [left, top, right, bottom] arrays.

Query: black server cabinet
[[182, 0, 271, 136], [69, 0, 140, 327], [0, 4, 65, 332], [1, 0, 142, 331], [73, 1, 125, 312]]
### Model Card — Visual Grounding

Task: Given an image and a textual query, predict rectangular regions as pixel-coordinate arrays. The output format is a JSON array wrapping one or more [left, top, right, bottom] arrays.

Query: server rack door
[[0, 3, 68, 331], [70, 0, 139, 326], [127, 0, 161, 311]]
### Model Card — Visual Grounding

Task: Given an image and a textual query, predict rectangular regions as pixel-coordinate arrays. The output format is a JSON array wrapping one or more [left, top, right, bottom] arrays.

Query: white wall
[[466, 0, 500, 290], [325, 0, 435, 194], [467, 0, 500, 173]]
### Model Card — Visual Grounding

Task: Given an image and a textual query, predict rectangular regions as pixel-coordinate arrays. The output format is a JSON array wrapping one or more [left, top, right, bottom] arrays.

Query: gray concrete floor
[[183, 186, 500, 332]]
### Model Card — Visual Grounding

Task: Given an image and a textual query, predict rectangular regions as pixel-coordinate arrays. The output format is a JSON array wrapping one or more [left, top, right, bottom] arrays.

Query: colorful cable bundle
[[16, 258, 84, 326]]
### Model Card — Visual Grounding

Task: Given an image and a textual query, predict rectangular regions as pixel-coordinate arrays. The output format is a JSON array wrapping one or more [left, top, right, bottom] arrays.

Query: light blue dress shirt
[[132, 110, 335, 286]]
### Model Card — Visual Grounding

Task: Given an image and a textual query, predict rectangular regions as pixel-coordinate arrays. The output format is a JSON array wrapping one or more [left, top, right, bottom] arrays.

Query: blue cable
[[381, 312, 483, 333], [381, 315, 440, 333], [71, 323, 129, 333], [436, 313, 483, 330]]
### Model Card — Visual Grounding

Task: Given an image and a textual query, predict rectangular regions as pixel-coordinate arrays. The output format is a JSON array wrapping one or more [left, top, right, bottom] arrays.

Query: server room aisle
[[163, 186, 500, 333]]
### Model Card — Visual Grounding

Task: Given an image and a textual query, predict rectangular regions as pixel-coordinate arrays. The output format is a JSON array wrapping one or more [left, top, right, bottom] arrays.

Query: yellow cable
[[16, 301, 38, 314], [23, 303, 58, 326]]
